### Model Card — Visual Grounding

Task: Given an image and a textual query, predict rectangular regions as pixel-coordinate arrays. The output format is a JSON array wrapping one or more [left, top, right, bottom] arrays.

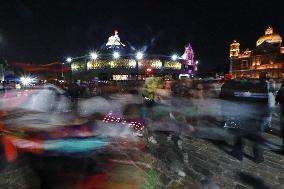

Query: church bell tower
[[229, 40, 240, 74]]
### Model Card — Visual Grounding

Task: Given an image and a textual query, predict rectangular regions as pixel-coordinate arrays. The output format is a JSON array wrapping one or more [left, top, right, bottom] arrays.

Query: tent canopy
[[4, 74, 20, 81]]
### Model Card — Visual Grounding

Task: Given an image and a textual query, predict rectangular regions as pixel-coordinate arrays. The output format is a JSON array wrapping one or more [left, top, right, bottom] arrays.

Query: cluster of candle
[[102, 113, 145, 132]]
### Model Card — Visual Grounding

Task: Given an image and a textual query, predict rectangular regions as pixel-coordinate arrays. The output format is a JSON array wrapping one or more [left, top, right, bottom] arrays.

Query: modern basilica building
[[70, 30, 197, 81]]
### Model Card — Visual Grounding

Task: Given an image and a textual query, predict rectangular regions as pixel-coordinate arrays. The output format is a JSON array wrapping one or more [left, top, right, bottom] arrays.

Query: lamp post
[[194, 60, 199, 76], [62, 57, 72, 79], [136, 51, 144, 80], [61, 62, 65, 78]]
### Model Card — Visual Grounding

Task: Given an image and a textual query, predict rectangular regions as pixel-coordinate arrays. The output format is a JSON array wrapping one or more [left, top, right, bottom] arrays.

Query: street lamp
[[90, 52, 98, 60], [113, 51, 120, 59], [20, 77, 32, 85], [196, 60, 199, 64], [171, 54, 178, 61], [66, 57, 72, 63], [136, 52, 143, 60]]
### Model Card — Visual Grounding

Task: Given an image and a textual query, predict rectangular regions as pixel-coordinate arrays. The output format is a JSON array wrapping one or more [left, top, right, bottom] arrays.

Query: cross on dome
[[265, 26, 273, 35]]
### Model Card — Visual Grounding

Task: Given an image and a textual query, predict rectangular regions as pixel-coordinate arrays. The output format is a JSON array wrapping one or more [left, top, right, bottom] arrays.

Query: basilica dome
[[256, 27, 282, 46]]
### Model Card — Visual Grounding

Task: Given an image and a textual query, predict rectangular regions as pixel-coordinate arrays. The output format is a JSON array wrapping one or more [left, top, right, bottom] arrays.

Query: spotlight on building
[[113, 52, 120, 59], [66, 57, 72, 63], [171, 54, 178, 61], [136, 52, 144, 60], [90, 52, 98, 60]]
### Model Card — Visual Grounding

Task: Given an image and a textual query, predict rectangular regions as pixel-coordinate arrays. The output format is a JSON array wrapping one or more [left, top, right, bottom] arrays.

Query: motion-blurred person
[[0, 81, 4, 93], [263, 79, 277, 131], [68, 80, 80, 111], [187, 81, 207, 128], [220, 79, 268, 163], [79, 81, 89, 98], [275, 81, 284, 154], [141, 77, 163, 107]]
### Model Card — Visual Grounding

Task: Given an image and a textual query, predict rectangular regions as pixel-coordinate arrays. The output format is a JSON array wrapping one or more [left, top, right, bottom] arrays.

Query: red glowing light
[[146, 67, 152, 73], [224, 74, 233, 80]]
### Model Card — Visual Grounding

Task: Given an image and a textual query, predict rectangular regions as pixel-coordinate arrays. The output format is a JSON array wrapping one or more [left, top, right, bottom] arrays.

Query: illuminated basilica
[[71, 31, 197, 80], [230, 26, 284, 80]]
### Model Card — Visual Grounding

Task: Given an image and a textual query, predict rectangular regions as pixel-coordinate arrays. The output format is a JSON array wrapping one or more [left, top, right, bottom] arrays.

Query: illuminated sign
[[113, 75, 128, 80], [179, 74, 190, 79], [164, 61, 181, 69]]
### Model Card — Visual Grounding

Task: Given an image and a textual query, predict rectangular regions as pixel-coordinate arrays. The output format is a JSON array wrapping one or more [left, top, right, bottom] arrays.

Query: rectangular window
[[241, 60, 249, 68], [241, 60, 248, 69], [255, 56, 261, 65]]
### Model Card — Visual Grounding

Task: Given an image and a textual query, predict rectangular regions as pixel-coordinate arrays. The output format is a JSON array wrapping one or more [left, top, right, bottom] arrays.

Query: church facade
[[229, 27, 284, 80]]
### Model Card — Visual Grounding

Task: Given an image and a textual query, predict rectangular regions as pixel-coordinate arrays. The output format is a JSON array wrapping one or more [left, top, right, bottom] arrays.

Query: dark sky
[[0, 0, 283, 72]]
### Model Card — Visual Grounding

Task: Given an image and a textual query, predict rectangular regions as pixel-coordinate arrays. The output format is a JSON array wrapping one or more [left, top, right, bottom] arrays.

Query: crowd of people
[[138, 77, 284, 163], [1, 76, 284, 161]]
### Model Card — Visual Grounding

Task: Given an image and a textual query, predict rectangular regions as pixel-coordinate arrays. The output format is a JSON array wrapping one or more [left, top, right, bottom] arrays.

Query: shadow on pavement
[[238, 172, 270, 189]]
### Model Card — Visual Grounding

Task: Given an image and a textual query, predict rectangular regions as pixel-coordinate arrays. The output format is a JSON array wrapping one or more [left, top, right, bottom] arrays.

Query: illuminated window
[[109, 60, 117, 68], [108, 59, 135, 68], [86, 60, 109, 69], [138, 59, 162, 69], [256, 56, 261, 65], [128, 60, 136, 68], [87, 61, 93, 70], [71, 64, 79, 71], [241, 60, 248, 68], [113, 75, 128, 80]]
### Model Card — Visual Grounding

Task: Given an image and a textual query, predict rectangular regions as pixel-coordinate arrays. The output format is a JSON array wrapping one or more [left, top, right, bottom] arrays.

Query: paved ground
[[0, 93, 284, 189], [1, 135, 283, 189]]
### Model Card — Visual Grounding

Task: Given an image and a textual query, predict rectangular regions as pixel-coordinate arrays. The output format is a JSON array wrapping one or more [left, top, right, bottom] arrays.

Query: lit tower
[[229, 40, 240, 74], [181, 43, 195, 75]]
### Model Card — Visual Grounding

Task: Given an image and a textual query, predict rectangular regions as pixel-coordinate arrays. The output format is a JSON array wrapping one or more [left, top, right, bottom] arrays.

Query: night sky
[[0, 0, 283, 73]]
